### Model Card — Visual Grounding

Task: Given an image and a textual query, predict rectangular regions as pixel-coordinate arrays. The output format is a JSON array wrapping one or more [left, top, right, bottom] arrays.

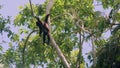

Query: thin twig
[[29, 0, 35, 17], [75, 19, 91, 34]]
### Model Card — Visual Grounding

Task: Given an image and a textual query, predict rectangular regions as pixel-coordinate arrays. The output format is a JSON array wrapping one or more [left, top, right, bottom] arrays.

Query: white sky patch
[[0, 0, 45, 18]]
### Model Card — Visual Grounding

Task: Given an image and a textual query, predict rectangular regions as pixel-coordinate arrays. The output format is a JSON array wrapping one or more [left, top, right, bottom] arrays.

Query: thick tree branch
[[46, 0, 54, 14], [45, 0, 70, 68], [49, 34, 70, 68]]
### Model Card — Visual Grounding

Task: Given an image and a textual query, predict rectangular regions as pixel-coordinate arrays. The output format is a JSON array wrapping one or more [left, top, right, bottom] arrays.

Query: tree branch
[[45, 0, 70, 68], [46, 0, 54, 14], [75, 19, 91, 34], [29, 0, 35, 17], [49, 34, 70, 68]]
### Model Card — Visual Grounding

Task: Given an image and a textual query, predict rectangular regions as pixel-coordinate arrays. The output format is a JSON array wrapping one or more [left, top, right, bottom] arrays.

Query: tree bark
[[49, 35, 70, 68], [92, 37, 96, 68]]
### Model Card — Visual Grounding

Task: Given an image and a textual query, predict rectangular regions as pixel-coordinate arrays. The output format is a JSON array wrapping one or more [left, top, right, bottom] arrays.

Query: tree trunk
[[92, 37, 96, 68]]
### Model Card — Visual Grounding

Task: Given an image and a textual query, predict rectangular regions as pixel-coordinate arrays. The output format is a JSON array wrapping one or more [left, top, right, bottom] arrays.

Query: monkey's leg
[[43, 32, 46, 44], [39, 28, 42, 36], [47, 34, 50, 45]]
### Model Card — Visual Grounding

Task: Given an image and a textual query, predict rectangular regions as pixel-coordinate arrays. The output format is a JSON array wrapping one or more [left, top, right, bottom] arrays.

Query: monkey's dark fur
[[36, 14, 50, 45]]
